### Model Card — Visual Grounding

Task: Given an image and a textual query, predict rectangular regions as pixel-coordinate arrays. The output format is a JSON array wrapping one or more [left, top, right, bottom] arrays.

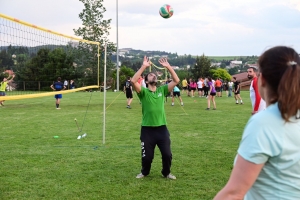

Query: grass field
[[0, 90, 252, 200]]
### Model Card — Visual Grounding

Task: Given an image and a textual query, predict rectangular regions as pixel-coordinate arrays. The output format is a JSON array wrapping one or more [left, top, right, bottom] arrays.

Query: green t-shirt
[[137, 84, 168, 126], [0, 81, 8, 92]]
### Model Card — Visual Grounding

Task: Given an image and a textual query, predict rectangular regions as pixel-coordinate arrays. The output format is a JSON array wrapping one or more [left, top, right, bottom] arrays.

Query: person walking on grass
[[171, 85, 183, 106], [50, 77, 66, 110], [233, 77, 243, 104], [214, 46, 300, 200], [0, 74, 15, 106], [131, 56, 179, 180], [206, 77, 217, 110], [247, 66, 266, 115], [123, 76, 133, 109]]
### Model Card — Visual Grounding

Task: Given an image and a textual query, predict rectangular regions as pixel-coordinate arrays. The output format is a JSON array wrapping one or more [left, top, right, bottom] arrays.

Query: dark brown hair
[[258, 46, 300, 122]]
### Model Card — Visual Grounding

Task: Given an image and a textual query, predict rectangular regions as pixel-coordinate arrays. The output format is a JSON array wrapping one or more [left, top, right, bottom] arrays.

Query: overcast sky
[[1, 0, 300, 56]]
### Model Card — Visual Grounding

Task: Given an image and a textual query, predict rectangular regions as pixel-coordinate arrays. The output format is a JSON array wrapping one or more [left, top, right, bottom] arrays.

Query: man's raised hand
[[142, 56, 151, 68], [158, 57, 171, 68]]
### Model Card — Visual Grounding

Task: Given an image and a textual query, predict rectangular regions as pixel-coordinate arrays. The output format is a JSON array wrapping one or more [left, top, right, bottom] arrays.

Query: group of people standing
[[130, 47, 300, 200]]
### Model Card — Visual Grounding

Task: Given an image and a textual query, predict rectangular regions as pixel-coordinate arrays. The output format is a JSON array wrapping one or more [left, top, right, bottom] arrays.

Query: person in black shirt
[[233, 77, 243, 104], [123, 76, 133, 109]]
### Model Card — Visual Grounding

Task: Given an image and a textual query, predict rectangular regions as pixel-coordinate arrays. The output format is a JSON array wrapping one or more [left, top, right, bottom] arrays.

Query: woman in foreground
[[214, 46, 300, 200]]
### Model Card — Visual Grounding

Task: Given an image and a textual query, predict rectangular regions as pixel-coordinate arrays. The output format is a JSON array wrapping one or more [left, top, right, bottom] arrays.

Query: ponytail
[[277, 62, 300, 121]]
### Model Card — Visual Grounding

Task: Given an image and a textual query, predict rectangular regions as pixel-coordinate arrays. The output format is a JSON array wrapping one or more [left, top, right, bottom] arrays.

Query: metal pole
[[116, 0, 119, 91], [103, 44, 107, 144]]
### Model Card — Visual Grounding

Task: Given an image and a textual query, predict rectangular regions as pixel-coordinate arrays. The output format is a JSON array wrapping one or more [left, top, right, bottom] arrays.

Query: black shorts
[[234, 91, 240, 95], [210, 92, 216, 96], [182, 87, 187, 90], [215, 87, 221, 92], [191, 87, 196, 91], [173, 91, 180, 97], [198, 88, 203, 91], [126, 91, 133, 99]]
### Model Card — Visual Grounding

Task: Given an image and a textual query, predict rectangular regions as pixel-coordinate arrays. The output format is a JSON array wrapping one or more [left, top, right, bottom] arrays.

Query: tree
[[228, 67, 239, 75], [111, 66, 135, 90], [209, 68, 232, 81], [191, 54, 211, 79], [73, 0, 116, 86]]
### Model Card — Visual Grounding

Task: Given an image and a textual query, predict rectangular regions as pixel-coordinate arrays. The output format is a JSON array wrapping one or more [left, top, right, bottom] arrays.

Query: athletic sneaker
[[213, 108, 216, 110], [128, 106, 131, 109], [206, 108, 210, 110], [181, 102, 183, 106], [171, 103, 174, 106], [56, 108, 61, 110], [136, 173, 145, 179], [164, 173, 176, 180], [240, 102, 244, 105]]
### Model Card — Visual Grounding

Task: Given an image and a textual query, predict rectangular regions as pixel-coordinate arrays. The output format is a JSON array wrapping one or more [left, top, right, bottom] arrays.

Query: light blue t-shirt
[[237, 103, 300, 200], [173, 86, 180, 92]]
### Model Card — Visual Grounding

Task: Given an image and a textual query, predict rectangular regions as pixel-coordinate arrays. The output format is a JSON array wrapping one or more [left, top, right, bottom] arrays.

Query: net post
[[103, 44, 107, 144]]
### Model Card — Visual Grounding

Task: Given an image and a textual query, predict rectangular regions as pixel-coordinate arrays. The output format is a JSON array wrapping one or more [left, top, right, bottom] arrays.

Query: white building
[[230, 60, 242, 67]]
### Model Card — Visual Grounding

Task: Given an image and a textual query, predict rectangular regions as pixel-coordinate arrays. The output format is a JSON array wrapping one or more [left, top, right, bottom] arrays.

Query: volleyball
[[159, 4, 173, 19]]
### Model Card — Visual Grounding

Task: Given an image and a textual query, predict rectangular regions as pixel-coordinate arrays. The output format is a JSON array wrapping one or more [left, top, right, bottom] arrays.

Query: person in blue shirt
[[214, 46, 300, 200], [50, 77, 66, 109], [171, 84, 183, 106]]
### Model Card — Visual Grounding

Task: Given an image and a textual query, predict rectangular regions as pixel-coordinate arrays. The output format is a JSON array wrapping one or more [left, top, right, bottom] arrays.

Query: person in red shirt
[[214, 78, 222, 97]]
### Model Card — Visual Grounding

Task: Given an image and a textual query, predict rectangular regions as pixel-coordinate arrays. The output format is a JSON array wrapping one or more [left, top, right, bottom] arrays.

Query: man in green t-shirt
[[131, 56, 180, 180], [0, 74, 15, 106]]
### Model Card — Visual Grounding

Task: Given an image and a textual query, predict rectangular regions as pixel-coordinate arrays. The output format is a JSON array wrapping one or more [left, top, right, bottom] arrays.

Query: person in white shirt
[[63, 80, 68, 90], [227, 81, 233, 97], [197, 78, 203, 97]]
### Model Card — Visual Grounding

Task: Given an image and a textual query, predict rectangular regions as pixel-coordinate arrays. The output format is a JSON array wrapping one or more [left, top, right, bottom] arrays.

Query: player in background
[[247, 66, 266, 114], [50, 77, 66, 109]]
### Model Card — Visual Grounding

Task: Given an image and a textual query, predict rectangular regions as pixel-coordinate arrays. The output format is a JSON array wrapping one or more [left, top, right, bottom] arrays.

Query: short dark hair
[[57, 77, 61, 81], [233, 77, 236, 80], [248, 66, 258, 71]]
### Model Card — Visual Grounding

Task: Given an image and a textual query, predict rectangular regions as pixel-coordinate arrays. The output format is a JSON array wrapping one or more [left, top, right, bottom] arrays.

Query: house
[[230, 60, 242, 67], [211, 63, 221, 67]]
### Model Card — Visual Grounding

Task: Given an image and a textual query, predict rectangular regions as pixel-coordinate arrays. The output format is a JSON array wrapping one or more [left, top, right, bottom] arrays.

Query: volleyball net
[[150, 61, 169, 82], [0, 13, 101, 98]]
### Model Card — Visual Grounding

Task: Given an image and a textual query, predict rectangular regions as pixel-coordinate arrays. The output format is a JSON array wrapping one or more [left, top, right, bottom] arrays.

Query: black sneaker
[[206, 108, 210, 110]]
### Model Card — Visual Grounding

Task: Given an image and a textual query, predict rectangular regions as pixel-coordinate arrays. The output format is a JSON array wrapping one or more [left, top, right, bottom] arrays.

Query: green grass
[[0, 91, 251, 200]]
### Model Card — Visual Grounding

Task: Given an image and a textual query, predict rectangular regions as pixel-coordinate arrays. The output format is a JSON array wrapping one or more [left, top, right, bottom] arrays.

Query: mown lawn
[[0, 90, 251, 200]]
